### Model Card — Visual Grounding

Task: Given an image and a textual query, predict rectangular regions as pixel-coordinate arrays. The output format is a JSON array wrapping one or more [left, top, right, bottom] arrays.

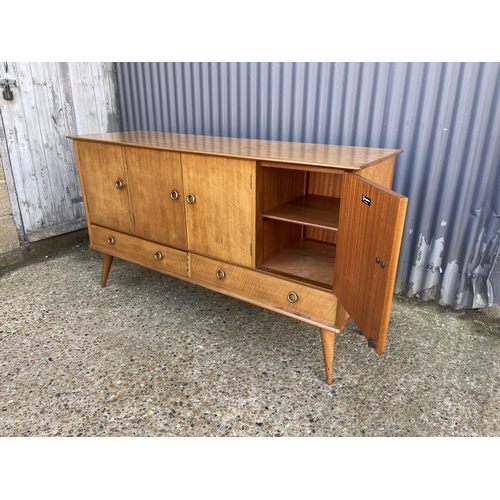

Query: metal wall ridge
[[115, 62, 500, 309]]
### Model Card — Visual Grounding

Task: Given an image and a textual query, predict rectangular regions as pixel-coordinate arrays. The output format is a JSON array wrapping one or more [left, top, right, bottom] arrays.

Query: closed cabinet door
[[181, 153, 255, 267], [75, 141, 133, 233], [125, 147, 187, 248]]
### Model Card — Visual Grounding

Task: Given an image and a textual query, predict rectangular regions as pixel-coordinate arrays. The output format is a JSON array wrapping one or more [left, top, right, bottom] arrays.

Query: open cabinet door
[[333, 173, 407, 353]]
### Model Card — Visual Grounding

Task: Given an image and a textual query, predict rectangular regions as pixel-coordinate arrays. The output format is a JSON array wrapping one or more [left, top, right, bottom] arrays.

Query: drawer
[[190, 254, 338, 327], [91, 225, 187, 277]]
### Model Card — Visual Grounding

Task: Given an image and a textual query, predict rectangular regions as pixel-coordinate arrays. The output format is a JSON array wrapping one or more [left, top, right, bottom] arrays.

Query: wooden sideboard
[[68, 131, 408, 384]]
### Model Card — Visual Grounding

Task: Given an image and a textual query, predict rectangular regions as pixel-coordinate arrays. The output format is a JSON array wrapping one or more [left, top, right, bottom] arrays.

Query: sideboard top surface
[[68, 131, 403, 170]]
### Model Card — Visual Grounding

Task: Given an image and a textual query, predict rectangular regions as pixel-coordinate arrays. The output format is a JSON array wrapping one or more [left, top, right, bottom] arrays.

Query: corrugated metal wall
[[115, 62, 500, 310]]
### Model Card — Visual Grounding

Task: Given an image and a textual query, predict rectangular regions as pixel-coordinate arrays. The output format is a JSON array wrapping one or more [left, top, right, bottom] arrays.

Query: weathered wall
[[0, 62, 120, 244]]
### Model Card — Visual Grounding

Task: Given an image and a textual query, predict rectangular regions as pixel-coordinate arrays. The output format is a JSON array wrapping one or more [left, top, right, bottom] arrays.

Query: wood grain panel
[[91, 225, 187, 277], [74, 141, 132, 233], [181, 153, 255, 267], [190, 254, 339, 328], [333, 173, 407, 353], [261, 220, 303, 263], [125, 147, 187, 248], [261, 167, 305, 212], [257, 167, 305, 265], [68, 131, 403, 170], [356, 156, 396, 189], [259, 239, 335, 288], [304, 171, 343, 243], [307, 171, 344, 198], [263, 195, 340, 230], [305, 227, 337, 244]]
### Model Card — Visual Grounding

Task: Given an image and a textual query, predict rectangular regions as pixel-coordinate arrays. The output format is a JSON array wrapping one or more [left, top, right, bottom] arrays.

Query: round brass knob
[[107, 236, 115, 245], [115, 179, 124, 189], [216, 269, 226, 280], [186, 194, 196, 204], [154, 251, 163, 261], [170, 190, 179, 201], [287, 291, 298, 303]]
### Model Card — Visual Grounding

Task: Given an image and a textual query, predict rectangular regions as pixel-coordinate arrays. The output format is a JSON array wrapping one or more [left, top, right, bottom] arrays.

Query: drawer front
[[190, 254, 338, 326], [91, 225, 187, 276]]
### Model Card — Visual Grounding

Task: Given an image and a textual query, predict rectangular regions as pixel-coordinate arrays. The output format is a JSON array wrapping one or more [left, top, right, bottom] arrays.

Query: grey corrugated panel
[[114, 62, 500, 309]]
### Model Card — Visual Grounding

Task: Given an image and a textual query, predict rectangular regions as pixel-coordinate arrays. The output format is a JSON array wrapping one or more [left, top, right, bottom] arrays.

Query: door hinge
[[0, 78, 17, 86]]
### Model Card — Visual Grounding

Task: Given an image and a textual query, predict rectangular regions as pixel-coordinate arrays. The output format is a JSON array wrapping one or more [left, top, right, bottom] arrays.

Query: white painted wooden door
[[0, 62, 120, 242]]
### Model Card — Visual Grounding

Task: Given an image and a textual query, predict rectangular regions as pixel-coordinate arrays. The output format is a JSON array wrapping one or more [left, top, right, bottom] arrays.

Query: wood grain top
[[68, 131, 403, 170]]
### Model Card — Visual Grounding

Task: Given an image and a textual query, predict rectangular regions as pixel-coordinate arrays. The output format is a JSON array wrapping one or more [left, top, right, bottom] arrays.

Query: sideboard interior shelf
[[262, 195, 340, 231], [68, 131, 408, 385]]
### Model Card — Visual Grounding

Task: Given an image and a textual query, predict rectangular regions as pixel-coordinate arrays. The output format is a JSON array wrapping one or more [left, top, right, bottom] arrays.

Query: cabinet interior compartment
[[257, 166, 343, 289]]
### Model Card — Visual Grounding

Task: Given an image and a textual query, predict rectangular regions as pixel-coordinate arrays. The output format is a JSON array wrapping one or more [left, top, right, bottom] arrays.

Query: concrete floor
[[1, 242, 499, 437]]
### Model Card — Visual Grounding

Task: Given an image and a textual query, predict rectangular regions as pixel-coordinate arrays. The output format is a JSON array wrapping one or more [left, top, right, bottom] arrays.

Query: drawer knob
[[154, 251, 163, 261], [115, 179, 124, 189], [107, 236, 115, 245], [216, 269, 226, 280], [170, 190, 180, 200], [186, 193, 196, 204], [287, 291, 299, 303]]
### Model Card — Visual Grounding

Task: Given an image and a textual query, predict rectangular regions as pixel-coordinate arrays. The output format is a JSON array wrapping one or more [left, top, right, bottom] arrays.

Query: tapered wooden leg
[[320, 328, 336, 385], [101, 253, 114, 288]]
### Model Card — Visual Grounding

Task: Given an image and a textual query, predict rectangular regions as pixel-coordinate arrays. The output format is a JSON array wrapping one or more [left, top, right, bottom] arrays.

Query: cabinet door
[[125, 147, 187, 248], [182, 153, 255, 267], [75, 141, 132, 233], [333, 173, 407, 353]]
